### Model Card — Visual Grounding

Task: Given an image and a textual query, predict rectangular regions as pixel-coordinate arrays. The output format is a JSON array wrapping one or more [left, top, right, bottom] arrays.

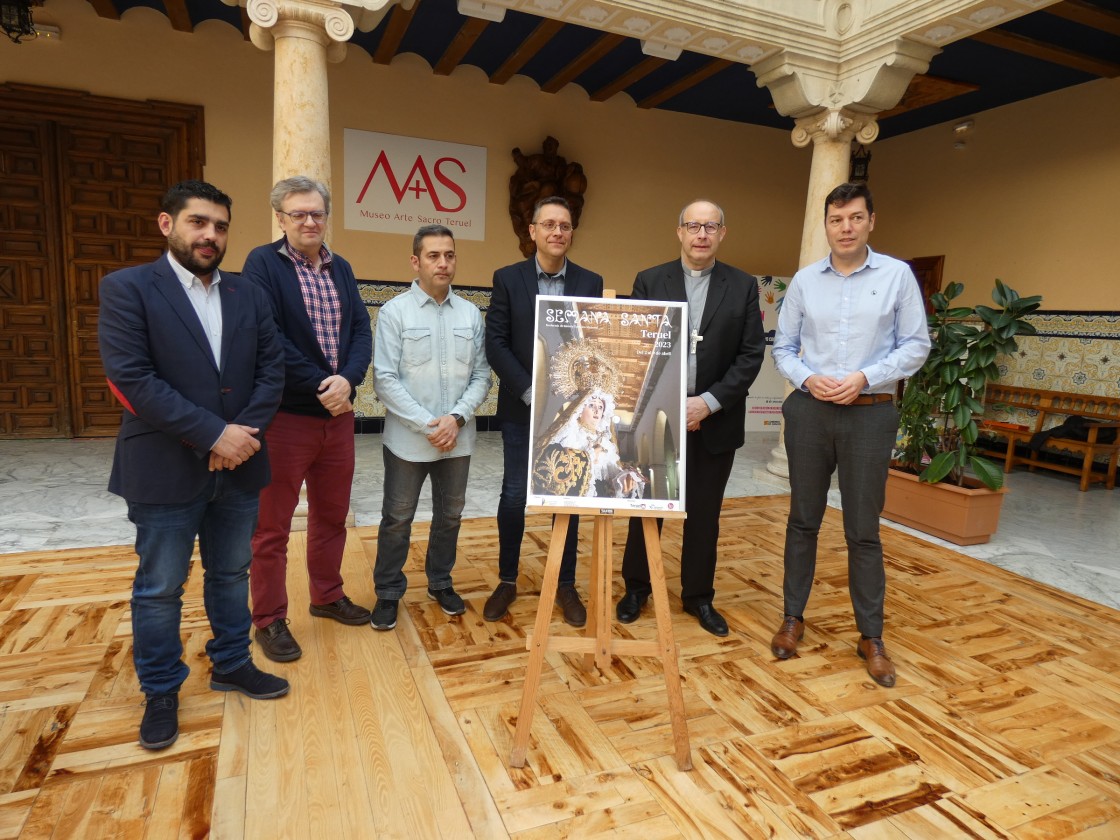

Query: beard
[[167, 230, 226, 276]]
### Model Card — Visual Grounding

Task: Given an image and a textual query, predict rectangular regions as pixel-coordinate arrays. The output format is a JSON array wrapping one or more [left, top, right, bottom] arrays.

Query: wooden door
[[906, 254, 945, 314], [0, 84, 203, 438], [0, 119, 68, 436]]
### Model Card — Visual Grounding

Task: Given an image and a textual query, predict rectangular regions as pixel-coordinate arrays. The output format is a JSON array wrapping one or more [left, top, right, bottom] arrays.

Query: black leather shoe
[[255, 619, 302, 662], [210, 661, 290, 699], [556, 585, 587, 628], [684, 602, 729, 637], [309, 596, 372, 626], [139, 692, 179, 750], [616, 591, 648, 624], [483, 582, 517, 621]]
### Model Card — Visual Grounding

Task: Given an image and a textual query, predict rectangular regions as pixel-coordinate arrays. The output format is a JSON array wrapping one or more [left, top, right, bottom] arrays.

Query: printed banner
[[343, 128, 486, 240], [527, 296, 688, 514], [746, 274, 791, 432]]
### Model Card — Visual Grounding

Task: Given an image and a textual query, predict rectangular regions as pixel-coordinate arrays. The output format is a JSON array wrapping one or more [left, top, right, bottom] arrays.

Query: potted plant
[[884, 279, 1042, 544]]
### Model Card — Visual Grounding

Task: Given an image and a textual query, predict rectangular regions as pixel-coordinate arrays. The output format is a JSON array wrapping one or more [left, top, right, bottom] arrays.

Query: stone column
[[764, 109, 879, 479], [246, 0, 353, 238]]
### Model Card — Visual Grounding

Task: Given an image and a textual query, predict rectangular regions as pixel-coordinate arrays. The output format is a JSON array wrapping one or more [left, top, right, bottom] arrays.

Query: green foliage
[[895, 280, 1042, 490]]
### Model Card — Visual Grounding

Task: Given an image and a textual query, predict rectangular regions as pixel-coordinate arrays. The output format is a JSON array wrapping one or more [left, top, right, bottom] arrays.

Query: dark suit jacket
[[240, 239, 372, 416], [98, 254, 285, 504], [632, 259, 765, 454], [485, 257, 604, 424]]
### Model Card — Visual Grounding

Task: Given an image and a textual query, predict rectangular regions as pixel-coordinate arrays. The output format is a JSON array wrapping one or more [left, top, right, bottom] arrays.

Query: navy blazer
[[486, 257, 604, 424], [632, 259, 766, 454], [240, 239, 373, 416], [98, 254, 285, 504]]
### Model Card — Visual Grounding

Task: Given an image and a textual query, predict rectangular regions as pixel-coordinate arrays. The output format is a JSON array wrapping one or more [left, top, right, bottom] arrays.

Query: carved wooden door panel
[[59, 124, 178, 437], [0, 120, 68, 436], [0, 84, 203, 439]]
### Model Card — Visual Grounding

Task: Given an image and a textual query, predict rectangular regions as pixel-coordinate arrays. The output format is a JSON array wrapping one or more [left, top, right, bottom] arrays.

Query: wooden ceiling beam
[[1047, 0, 1120, 37], [85, 0, 120, 20], [373, 1, 420, 66], [638, 59, 733, 109], [541, 33, 625, 94], [162, 0, 193, 33], [590, 57, 667, 102], [490, 17, 564, 84], [434, 16, 489, 76], [971, 28, 1120, 77]]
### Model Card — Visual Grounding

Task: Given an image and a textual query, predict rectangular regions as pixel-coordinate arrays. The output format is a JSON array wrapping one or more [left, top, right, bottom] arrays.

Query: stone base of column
[[765, 444, 790, 479]]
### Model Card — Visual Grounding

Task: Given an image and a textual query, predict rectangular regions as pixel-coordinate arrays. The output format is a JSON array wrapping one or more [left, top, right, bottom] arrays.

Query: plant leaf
[[921, 452, 956, 484], [969, 455, 1004, 490]]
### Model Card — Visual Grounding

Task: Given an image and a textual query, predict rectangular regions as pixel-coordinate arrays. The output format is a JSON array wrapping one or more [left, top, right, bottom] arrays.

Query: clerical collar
[[681, 259, 714, 279]]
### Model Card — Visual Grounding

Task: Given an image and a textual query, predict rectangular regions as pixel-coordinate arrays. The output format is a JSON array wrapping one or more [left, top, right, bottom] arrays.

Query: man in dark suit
[[483, 197, 604, 626], [242, 176, 374, 663], [617, 199, 765, 636], [98, 180, 289, 752]]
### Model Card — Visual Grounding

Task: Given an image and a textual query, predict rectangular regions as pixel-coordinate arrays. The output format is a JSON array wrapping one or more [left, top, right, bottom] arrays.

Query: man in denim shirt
[[370, 225, 491, 630]]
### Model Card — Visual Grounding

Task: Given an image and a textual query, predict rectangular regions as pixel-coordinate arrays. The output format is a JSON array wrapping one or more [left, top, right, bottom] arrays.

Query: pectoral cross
[[690, 328, 704, 355]]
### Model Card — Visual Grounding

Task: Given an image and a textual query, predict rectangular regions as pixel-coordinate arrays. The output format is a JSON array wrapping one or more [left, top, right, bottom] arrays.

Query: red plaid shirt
[[284, 241, 341, 372]]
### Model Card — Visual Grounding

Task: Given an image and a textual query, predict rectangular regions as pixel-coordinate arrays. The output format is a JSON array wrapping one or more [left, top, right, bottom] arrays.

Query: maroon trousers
[[250, 410, 355, 628]]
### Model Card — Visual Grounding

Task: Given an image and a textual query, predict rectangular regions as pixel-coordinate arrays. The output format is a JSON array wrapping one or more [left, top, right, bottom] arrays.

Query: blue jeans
[[782, 390, 899, 637], [127, 473, 258, 696], [496, 421, 578, 586], [374, 447, 469, 599]]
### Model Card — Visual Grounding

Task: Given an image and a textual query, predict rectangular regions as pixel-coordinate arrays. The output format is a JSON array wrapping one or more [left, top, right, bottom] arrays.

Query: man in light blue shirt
[[771, 183, 930, 687], [370, 225, 491, 631]]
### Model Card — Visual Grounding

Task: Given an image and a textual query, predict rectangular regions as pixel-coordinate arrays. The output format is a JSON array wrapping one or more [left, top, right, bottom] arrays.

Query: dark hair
[[824, 182, 873, 218], [161, 180, 233, 220], [412, 224, 455, 256], [532, 196, 570, 222]]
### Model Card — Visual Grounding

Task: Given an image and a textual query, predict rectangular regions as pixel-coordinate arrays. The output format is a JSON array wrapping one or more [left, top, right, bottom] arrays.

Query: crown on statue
[[548, 338, 621, 398]]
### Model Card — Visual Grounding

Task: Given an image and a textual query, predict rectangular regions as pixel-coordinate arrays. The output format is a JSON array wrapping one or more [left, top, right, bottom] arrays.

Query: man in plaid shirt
[[241, 176, 374, 662]]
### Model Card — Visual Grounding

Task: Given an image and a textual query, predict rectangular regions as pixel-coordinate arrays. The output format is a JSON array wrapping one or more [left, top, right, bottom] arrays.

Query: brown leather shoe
[[309, 596, 372, 626], [555, 585, 587, 628], [483, 582, 517, 621], [770, 616, 804, 659], [255, 619, 302, 662], [857, 637, 897, 687]]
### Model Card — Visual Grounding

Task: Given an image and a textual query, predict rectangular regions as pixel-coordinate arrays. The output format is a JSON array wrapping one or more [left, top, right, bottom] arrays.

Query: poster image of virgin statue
[[527, 295, 688, 513]]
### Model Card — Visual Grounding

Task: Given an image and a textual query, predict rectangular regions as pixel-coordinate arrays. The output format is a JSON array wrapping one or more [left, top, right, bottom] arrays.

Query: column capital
[[246, 0, 365, 60], [791, 108, 879, 149]]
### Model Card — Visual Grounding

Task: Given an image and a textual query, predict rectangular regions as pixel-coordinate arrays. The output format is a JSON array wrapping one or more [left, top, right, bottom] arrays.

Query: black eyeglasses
[[278, 210, 328, 224], [681, 221, 722, 235]]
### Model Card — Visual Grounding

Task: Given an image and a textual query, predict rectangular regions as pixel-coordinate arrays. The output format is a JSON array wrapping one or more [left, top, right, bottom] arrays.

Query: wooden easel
[[508, 508, 692, 771]]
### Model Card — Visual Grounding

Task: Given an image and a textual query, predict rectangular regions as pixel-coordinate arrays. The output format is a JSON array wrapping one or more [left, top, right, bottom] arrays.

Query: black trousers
[[621, 429, 735, 608], [781, 389, 898, 637]]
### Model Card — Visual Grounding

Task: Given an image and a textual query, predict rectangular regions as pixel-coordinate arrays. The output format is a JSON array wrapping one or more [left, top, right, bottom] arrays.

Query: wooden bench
[[978, 384, 1120, 491]]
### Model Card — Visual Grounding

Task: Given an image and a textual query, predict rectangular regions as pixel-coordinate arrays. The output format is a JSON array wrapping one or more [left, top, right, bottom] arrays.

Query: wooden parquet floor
[[2, 495, 1120, 839]]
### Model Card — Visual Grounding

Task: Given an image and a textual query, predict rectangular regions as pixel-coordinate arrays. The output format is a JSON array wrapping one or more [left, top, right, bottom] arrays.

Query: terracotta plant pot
[[882, 467, 1007, 546]]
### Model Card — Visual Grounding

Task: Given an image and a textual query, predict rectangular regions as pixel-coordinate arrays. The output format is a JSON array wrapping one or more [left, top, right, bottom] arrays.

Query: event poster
[[527, 296, 687, 513]]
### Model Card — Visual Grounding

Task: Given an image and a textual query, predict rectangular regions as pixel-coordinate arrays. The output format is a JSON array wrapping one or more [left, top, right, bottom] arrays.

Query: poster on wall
[[745, 274, 791, 432], [528, 296, 688, 513], [342, 128, 486, 240]]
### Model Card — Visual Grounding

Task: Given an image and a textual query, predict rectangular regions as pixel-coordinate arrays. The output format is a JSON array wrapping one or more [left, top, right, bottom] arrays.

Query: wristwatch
[[451, 413, 465, 428]]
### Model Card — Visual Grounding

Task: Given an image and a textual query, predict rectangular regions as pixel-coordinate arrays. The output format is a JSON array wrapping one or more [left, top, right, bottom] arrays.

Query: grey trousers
[[781, 389, 898, 637]]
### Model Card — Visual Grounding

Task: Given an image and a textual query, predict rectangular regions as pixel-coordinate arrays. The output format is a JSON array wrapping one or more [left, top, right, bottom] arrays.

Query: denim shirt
[[374, 280, 491, 462]]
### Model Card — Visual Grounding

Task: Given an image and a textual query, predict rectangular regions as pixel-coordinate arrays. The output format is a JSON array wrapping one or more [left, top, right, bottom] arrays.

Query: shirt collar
[[409, 278, 457, 307], [280, 239, 332, 268], [167, 251, 221, 290], [535, 256, 567, 280], [818, 245, 879, 277]]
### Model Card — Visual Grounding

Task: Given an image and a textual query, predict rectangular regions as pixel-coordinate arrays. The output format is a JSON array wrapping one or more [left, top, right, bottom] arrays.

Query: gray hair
[[270, 176, 331, 214], [678, 199, 725, 226]]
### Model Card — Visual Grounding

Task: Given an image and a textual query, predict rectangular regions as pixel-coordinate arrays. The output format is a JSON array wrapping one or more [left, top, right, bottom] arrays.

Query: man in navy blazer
[[241, 176, 374, 663], [483, 197, 604, 626], [98, 181, 289, 752], [617, 199, 765, 636]]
